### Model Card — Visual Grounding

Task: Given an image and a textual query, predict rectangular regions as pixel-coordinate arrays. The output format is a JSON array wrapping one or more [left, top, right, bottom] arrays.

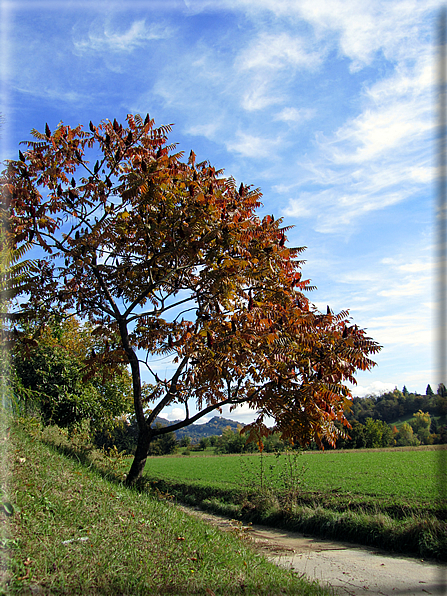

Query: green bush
[[215, 427, 258, 454], [12, 315, 133, 430]]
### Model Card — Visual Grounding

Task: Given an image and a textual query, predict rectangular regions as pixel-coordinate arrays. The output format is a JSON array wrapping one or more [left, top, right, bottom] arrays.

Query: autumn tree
[[1, 114, 381, 485]]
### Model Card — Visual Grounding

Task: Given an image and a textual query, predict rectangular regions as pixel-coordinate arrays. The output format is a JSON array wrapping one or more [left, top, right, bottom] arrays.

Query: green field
[[142, 447, 445, 503]]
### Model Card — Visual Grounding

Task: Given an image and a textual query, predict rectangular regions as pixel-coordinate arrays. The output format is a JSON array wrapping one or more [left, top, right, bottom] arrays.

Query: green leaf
[[2, 501, 14, 516]]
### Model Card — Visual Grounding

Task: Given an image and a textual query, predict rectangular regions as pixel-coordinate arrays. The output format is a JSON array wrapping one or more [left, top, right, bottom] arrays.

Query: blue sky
[[0, 0, 441, 424]]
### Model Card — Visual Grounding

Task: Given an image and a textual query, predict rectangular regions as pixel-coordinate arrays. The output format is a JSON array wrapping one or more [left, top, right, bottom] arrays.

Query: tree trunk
[[125, 423, 151, 486], [118, 318, 150, 486]]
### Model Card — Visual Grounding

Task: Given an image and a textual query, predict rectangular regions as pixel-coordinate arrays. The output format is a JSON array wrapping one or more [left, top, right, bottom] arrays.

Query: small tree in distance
[[2, 114, 381, 485]]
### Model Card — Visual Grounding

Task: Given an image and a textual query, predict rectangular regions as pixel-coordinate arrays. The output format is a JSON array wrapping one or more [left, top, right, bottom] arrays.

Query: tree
[[12, 315, 133, 428], [179, 435, 191, 448], [426, 384, 434, 396], [1, 114, 381, 485], [349, 420, 367, 448], [215, 427, 257, 454], [0, 241, 37, 309], [380, 422, 395, 447], [409, 410, 431, 444], [0, 237, 41, 415], [198, 437, 210, 450], [364, 417, 383, 448], [395, 422, 419, 447], [147, 423, 177, 456]]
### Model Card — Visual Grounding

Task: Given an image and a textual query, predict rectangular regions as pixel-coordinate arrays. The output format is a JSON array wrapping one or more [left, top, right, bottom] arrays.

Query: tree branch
[[146, 355, 190, 426], [123, 263, 197, 319], [153, 396, 248, 436], [91, 265, 122, 319]]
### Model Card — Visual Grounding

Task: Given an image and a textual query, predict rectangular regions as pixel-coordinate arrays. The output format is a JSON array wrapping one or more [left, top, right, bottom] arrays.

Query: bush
[[12, 315, 133, 430], [395, 422, 420, 447], [215, 428, 257, 454]]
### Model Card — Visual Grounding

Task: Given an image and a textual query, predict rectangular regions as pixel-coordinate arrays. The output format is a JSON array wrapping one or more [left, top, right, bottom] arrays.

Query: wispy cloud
[[73, 19, 172, 54], [226, 131, 282, 159], [281, 50, 432, 233], [215, 0, 437, 68], [236, 32, 322, 72], [326, 60, 432, 165], [367, 313, 430, 347], [274, 107, 316, 124]]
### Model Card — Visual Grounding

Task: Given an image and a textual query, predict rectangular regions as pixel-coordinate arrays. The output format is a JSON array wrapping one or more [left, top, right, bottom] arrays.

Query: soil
[[179, 505, 447, 596]]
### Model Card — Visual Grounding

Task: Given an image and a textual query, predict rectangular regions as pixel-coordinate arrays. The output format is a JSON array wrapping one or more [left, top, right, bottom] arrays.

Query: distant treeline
[[330, 384, 447, 449], [347, 384, 446, 424], [94, 384, 447, 455]]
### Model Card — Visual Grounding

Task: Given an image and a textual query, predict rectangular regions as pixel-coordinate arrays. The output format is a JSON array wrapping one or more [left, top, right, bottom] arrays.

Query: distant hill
[[152, 415, 241, 443]]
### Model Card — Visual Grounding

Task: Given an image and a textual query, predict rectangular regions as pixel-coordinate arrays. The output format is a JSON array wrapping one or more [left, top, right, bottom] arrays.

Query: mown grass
[[137, 448, 447, 561], [0, 420, 333, 596], [141, 448, 445, 502]]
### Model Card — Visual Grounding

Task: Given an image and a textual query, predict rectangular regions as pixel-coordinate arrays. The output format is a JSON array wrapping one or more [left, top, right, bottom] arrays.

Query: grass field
[[141, 447, 445, 503]]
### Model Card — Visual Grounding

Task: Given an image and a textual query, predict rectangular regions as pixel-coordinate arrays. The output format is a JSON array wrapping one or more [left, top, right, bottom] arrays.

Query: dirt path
[[179, 505, 447, 596]]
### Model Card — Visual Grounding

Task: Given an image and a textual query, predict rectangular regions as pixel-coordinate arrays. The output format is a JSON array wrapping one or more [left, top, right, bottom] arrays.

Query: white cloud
[[369, 316, 431, 347], [348, 380, 398, 397], [327, 100, 431, 166], [226, 131, 282, 159], [220, 402, 274, 426], [283, 186, 413, 234], [73, 19, 172, 54], [186, 120, 222, 139], [191, 417, 212, 425], [237, 32, 322, 72], [234, 32, 323, 112], [215, 0, 437, 69], [13, 84, 86, 105], [318, 52, 432, 167], [282, 51, 433, 232], [282, 198, 312, 218], [379, 282, 425, 299], [165, 407, 185, 421], [376, 253, 433, 299], [274, 107, 316, 123], [409, 166, 434, 184], [240, 78, 283, 111], [381, 257, 430, 274]]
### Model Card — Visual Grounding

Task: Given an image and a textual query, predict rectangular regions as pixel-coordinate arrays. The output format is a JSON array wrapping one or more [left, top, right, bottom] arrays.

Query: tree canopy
[[1, 114, 381, 484]]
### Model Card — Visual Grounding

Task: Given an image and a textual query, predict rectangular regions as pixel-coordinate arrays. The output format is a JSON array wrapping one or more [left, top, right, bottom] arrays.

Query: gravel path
[[179, 505, 447, 596]]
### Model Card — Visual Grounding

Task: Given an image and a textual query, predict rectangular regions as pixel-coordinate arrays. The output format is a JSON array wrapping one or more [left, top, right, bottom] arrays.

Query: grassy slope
[[0, 423, 332, 596]]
